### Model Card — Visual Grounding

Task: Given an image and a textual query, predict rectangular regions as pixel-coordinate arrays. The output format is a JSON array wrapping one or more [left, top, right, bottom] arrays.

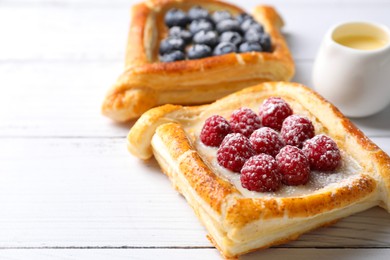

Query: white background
[[0, 0, 390, 259]]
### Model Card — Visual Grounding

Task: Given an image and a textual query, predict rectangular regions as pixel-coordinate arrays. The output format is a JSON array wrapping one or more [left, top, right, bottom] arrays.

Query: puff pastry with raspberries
[[102, 0, 294, 121], [126, 81, 390, 258]]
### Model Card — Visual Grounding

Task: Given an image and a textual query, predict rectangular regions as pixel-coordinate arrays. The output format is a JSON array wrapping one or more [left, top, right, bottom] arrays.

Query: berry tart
[[127, 82, 390, 258], [102, 0, 294, 121]]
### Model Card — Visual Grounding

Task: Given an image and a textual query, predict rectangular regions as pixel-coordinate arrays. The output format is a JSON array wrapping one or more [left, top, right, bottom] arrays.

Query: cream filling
[[177, 99, 364, 198], [196, 141, 362, 198]]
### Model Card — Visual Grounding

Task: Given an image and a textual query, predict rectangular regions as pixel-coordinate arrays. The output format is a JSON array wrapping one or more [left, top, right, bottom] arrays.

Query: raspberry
[[229, 107, 261, 138], [259, 97, 293, 131], [249, 127, 284, 157], [280, 115, 315, 148], [217, 133, 255, 172], [200, 115, 231, 147], [276, 145, 310, 186], [302, 134, 341, 171], [240, 154, 281, 192]]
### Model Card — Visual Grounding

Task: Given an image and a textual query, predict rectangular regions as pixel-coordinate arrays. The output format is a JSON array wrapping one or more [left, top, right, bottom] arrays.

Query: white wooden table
[[1, 0, 390, 259]]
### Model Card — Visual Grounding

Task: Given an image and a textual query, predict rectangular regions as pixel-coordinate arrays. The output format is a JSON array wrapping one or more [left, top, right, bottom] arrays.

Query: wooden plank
[[0, 138, 209, 247], [0, 1, 388, 259], [0, 137, 389, 248], [0, 7, 129, 61], [0, 248, 389, 260], [0, 61, 129, 138], [0, 60, 389, 138]]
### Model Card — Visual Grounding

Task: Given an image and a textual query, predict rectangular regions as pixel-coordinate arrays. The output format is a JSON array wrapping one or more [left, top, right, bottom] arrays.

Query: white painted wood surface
[[0, 0, 389, 259]]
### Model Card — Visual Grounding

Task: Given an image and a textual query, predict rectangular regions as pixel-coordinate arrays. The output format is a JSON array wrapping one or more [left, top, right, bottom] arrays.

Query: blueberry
[[168, 26, 192, 44], [213, 42, 237, 56], [160, 50, 186, 62], [239, 42, 263, 53], [241, 19, 263, 32], [187, 44, 212, 59], [236, 13, 253, 24], [193, 30, 219, 47], [248, 23, 264, 33], [219, 31, 243, 46], [189, 19, 214, 34], [212, 10, 232, 24], [259, 34, 272, 52], [216, 19, 241, 34], [244, 28, 263, 42], [159, 37, 185, 55], [164, 9, 189, 27], [188, 6, 210, 21]]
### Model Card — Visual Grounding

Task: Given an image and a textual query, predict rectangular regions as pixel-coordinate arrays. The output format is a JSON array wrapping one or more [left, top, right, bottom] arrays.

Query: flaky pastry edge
[[102, 0, 295, 121]]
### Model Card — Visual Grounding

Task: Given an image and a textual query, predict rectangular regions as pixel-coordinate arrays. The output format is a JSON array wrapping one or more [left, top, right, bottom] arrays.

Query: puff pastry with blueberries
[[127, 81, 390, 258], [102, 0, 294, 121]]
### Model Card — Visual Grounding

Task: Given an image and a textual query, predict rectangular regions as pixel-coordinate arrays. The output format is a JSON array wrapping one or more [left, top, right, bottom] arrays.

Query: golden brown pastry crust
[[127, 82, 390, 258], [102, 0, 295, 121]]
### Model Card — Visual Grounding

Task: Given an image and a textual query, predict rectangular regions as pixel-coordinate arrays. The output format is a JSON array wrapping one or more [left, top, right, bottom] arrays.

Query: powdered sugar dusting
[[200, 115, 232, 147], [281, 115, 315, 147], [276, 145, 310, 185], [303, 134, 341, 171], [259, 97, 293, 131], [229, 107, 261, 137], [250, 127, 285, 157], [241, 154, 281, 192], [216, 133, 255, 172]]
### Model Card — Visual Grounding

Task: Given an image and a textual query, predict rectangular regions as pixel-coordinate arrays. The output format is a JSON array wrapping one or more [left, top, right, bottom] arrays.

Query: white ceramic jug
[[313, 22, 390, 117]]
